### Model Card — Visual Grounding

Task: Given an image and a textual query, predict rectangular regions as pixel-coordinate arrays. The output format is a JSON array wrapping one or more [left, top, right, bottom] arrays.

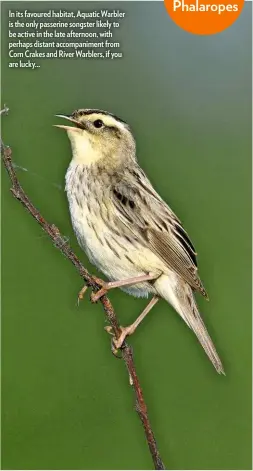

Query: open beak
[[54, 114, 82, 132]]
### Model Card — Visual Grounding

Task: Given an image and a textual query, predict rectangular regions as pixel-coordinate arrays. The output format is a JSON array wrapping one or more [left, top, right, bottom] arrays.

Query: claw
[[104, 326, 113, 335], [104, 326, 123, 358], [110, 339, 122, 358]]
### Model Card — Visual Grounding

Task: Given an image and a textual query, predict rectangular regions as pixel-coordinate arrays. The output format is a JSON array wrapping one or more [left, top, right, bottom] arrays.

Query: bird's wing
[[110, 166, 208, 298]]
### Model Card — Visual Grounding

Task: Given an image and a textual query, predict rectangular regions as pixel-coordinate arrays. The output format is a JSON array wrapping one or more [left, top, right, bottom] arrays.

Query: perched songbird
[[55, 109, 224, 374]]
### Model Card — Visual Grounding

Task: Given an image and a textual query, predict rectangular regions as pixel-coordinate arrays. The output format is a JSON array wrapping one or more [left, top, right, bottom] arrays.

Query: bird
[[55, 108, 225, 375]]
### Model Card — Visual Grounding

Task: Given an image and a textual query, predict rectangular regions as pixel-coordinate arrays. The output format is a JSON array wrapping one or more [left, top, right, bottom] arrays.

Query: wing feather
[[110, 166, 208, 298]]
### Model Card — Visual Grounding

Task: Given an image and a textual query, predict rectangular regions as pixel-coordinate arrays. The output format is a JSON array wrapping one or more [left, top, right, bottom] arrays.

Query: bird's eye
[[93, 119, 103, 128]]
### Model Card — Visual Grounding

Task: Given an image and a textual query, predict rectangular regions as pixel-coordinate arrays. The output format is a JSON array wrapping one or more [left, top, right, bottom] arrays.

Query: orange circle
[[164, 0, 244, 35]]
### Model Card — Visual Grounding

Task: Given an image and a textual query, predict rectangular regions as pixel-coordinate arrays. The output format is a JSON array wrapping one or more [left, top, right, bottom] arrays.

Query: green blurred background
[[1, 2, 252, 469]]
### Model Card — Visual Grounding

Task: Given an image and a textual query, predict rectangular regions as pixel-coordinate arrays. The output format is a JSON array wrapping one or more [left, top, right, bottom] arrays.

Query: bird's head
[[55, 109, 136, 167]]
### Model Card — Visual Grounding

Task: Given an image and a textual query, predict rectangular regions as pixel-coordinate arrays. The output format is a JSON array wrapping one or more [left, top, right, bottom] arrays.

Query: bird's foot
[[91, 284, 108, 303], [113, 325, 134, 349], [105, 324, 134, 350], [78, 275, 107, 305]]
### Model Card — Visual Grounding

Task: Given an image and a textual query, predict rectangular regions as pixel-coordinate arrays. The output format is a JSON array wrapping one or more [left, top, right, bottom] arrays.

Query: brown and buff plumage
[[55, 108, 225, 375]]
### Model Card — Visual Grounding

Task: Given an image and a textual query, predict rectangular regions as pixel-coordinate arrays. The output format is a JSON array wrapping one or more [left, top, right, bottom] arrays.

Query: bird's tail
[[156, 275, 225, 374], [182, 294, 225, 375]]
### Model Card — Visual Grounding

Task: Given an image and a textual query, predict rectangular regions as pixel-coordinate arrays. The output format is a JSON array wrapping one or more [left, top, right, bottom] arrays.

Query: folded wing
[[110, 166, 208, 298]]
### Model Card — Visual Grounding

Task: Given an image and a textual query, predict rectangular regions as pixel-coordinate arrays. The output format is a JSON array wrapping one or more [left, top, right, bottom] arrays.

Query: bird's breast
[[65, 162, 165, 297]]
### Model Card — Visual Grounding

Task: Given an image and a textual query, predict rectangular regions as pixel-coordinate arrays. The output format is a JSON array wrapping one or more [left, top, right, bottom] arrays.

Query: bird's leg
[[106, 295, 160, 350], [91, 273, 158, 303]]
